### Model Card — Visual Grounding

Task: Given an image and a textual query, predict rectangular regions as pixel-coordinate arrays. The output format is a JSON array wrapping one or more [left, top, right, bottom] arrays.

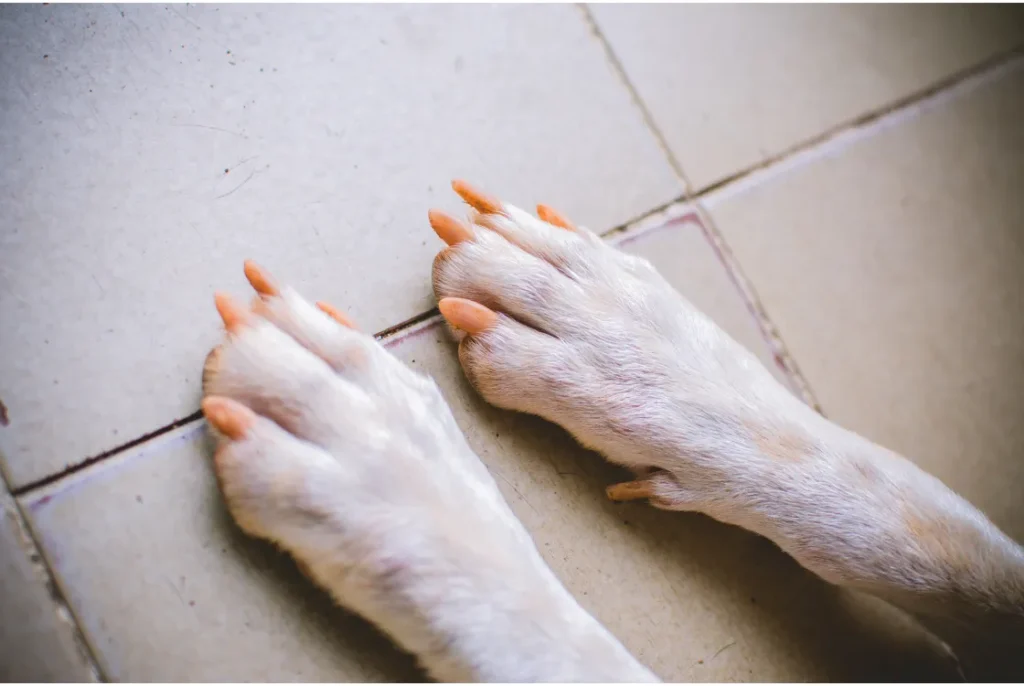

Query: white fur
[[204, 289, 656, 682], [205, 203, 1024, 681]]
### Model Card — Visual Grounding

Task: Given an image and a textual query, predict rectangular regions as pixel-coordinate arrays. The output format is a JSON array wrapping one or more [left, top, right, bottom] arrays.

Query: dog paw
[[201, 263, 537, 626], [430, 181, 807, 513]]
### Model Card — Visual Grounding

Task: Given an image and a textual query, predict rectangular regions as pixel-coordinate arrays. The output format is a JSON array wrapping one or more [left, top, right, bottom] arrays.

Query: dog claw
[[243, 260, 280, 298], [428, 209, 474, 246], [214, 292, 250, 333], [536, 204, 577, 231], [606, 480, 656, 502], [202, 396, 255, 440], [316, 301, 358, 330], [451, 179, 505, 215], [438, 297, 498, 334]]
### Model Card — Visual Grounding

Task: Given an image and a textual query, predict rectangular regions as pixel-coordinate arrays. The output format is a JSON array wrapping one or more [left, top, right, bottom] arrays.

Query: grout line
[[699, 47, 1024, 209], [11, 307, 446, 497], [381, 311, 444, 348], [573, 1, 821, 403], [3, 479, 106, 680], [690, 49, 1023, 411], [14, 44, 1021, 497], [11, 308, 466, 497], [593, 44, 1024, 412], [11, 410, 204, 497], [374, 307, 442, 343], [576, 3, 693, 192], [693, 203, 822, 411]]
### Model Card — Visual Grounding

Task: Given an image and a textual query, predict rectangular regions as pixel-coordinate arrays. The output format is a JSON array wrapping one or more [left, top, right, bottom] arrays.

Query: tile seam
[[2, 483, 106, 681], [575, 3, 693, 192], [16, 44, 1022, 495], [573, 1, 831, 407], [10, 308, 464, 496], [693, 203, 823, 411], [699, 47, 1024, 208], [691, 49, 1024, 412]]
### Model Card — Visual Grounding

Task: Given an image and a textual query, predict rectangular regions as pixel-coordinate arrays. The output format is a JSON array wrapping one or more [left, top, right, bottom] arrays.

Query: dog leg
[[201, 262, 657, 682], [432, 181, 1024, 679]]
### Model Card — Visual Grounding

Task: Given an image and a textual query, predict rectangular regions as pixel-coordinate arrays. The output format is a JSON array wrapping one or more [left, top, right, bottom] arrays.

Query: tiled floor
[[1, 5, 1022, 682]]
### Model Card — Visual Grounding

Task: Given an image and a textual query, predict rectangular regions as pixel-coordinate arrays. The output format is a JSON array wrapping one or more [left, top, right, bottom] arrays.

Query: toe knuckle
[[431, 246, 466, 297]]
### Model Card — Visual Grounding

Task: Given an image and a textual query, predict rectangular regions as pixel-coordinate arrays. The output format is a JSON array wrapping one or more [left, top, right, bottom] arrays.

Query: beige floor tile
[[1, 491, 93, 681], [590, 5, 1024, 189], [24, 219, 954, 681], [708, 64, 1024, 541], [23, 423, 424, 682], [0, 4, 679, 488]]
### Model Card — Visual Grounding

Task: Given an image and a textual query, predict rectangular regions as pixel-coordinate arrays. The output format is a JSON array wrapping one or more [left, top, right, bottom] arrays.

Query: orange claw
[[428, 209, 474, 246], [202, 396, 255, 440], [316, 301, 358, 329], [606, 480, 656, 502], [438, 297, 498, 334], [214, 292, 249, 333], [536, 204, 577, 231], [243, 260, 279, 297], [451, 179, 504, 215]]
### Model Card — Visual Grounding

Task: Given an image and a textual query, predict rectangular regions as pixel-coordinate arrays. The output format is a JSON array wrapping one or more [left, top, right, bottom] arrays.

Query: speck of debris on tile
[[43, 54, 49, 59], [136, 495, 143, 504], [224, 168, 229, 174], [226, 49, 231, 54], [189, 600, 195, 607]]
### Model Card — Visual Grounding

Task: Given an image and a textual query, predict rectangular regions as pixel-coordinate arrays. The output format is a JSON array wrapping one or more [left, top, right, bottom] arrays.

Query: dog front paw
[[429, 182, 801, 490], [201, 263, 565, 675]]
